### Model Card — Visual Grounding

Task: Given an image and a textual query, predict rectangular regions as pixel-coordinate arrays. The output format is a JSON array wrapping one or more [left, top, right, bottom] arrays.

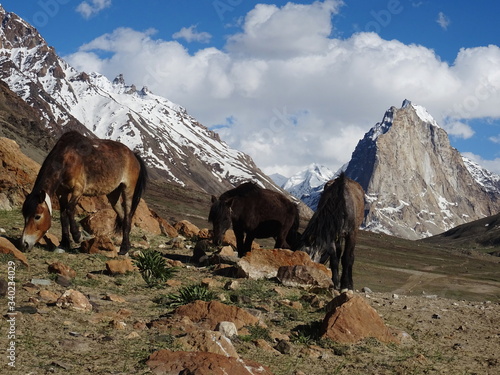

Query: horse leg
[[274, 225, 289, 249], [329, 241, 340, 290], [233, 225, 246, 257], [58, 197, 72, 250], [117, 186, 133, 256], [340, 233, 356, 292], [243, 233, 255, 256], [107, 186, 125, 228]]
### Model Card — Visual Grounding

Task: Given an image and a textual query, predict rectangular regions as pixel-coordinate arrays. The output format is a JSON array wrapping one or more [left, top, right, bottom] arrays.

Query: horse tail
[[131, 153, 148, 218]]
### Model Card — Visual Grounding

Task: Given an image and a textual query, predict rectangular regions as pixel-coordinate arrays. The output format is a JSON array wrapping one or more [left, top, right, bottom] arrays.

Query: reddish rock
[[48, 262, 76, 279], [321, 293, 402, 344], [146, 349, 274, 375], [132, 199, 162, 235], [277, 264, 333, 289], [236, 249, 331, 280], [174, 220, 200, 238], [173, 300, 263, 330], [105, 258, 136, 275], [80, 209, 117, 237], [0, 237, 28, 267], [80, 236, 117, 257], [38, 233, 60, 250], [176, 330, 239, 358]]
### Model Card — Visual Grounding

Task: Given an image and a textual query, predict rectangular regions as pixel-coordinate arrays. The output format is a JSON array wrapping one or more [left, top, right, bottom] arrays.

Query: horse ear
[[37, 191, 47, 203], [211, 195, 218, 203]]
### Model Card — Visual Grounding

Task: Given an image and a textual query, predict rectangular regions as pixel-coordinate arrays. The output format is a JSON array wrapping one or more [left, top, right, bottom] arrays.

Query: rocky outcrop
[[345, 101, 500, 239]]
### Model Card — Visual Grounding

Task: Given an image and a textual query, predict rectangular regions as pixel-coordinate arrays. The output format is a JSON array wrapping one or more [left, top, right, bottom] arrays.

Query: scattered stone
[[0, 278, 7, 297], [216, 321, 238, 338], [432, 314, 441, 319], [31, 278, 51, 286], [192, 239, 209, 263], [224, 280, 240, 290], [110, 320, 127, 330], [254, 339, 281, 355], [105, 259, 136, 275], [80, 236, 117, 257], [38, 289, 59, 304], [174, 220, 200, 238], [48, 261, 76, 279], [126, 331, 140, 339], [362, 287, 373, 293], [56, 289, 93, 312], [274, 339, 292, 354]]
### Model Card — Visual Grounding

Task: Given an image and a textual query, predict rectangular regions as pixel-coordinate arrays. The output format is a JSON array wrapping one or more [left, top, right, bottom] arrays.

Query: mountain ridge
[[0, 5, 276, 195]]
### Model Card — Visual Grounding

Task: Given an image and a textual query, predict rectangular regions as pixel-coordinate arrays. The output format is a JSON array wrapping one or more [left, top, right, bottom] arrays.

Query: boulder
[[176, 330, 239, 358], [174, 220, 200, 238], [56, 289, 92, 312], [173, 300, 263, 330], [80, 236, 117, 257], [321, 293, 403, 344], [277, 264, 333, 289], [146, 349, 274, 375], [236, 249, 331, 281], [48, 262, 76, 279], [105, 259, 136, 275], [0, 137, 40, 210], [0, 237, 28, 266]]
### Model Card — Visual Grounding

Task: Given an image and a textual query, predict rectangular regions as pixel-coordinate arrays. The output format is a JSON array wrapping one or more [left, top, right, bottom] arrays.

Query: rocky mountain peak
[[345, 101, 500, 239]]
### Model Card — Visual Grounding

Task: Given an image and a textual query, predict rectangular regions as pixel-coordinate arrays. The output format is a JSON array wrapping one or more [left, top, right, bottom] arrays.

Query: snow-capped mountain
[[280, 164, 336, 209], [344, 100, 500, 239], [0, 5, 276, 194]]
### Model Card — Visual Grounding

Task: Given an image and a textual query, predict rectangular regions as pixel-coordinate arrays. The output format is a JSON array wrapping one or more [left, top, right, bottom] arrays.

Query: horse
[[209, 182, 299, 257], [297, 172, 364, 292], [21, 131, 148, 255]]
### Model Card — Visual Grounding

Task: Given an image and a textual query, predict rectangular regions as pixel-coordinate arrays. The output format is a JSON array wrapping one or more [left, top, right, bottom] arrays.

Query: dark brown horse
[[209, 182, 299, 257], [297, 173, 364, 292], [21, 131, 147, 255]]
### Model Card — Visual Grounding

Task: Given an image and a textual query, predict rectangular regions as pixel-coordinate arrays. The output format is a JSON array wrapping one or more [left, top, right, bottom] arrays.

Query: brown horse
[[209, 182, 299, 257], [21, 131, 147, 255], [297, 173, 364, 292]]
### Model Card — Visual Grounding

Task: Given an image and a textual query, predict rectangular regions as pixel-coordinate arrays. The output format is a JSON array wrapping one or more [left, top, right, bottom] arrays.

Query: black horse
[[209, 182, 299, 257], [297, 173, 364, 292]]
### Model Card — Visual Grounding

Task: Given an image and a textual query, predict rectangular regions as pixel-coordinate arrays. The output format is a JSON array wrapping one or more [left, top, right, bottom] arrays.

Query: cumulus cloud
[[173, 25, 212, 43], [76, 0, 112, 19], [436, 12, 450, 30], [65, 0, 500, 176]]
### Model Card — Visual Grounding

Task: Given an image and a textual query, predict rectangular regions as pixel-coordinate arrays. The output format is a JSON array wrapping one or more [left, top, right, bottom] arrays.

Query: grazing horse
[[21, 131, 147, 255], [209, 182, 299, 257], [297, 173, 364, 292]]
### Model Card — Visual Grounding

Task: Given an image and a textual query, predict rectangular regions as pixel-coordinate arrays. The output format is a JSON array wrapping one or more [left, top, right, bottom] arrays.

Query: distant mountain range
[[0, 5, 276, 195]]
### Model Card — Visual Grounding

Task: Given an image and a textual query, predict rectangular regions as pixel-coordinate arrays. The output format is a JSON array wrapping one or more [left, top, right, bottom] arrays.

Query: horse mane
[[219, 181, 261, 201], [300, 172, 348, 261]]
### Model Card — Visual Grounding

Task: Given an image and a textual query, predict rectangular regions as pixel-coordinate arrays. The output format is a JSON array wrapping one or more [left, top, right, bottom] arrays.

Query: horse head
[[208, 195, 232, 246], [21, 190, 52, 251]]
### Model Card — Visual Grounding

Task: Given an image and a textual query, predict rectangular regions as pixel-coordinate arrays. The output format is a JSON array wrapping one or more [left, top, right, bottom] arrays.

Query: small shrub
[[238, 324, 272, 342], [163, 284, 216, 307], [133, 249, 177, 287]]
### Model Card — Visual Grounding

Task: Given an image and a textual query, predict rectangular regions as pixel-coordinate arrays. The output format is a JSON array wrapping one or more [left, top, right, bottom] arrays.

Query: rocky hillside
[[0, 5, 276, 195], [344, 100, 500, 240]]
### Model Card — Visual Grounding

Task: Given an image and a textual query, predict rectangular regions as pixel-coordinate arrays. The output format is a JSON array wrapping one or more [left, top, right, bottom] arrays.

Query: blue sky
[[2, 0, 500, 176]]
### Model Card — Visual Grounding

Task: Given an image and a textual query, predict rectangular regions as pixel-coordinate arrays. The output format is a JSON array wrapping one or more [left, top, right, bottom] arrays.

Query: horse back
[[49, 131, 141, 196]]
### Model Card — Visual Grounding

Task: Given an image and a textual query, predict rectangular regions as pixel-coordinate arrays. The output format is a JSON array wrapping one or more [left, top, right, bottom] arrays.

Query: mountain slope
[[0, 5, 275, 195], [345, 100, 500, 239]]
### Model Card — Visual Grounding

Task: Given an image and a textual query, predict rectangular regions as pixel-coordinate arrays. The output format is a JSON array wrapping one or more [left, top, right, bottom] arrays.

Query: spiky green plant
[[133, 249, 177, 287], [163, 284, 216, 307]]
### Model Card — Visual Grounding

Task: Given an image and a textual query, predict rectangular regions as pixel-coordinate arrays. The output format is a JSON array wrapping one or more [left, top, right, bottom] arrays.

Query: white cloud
[[76, 0, 112, 19], [436, 11, 450, 30], [173, 25, 212, 43], [490, 135, 500, 144], [442, 120, 475, 139], [65, 1, 500, 177]]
